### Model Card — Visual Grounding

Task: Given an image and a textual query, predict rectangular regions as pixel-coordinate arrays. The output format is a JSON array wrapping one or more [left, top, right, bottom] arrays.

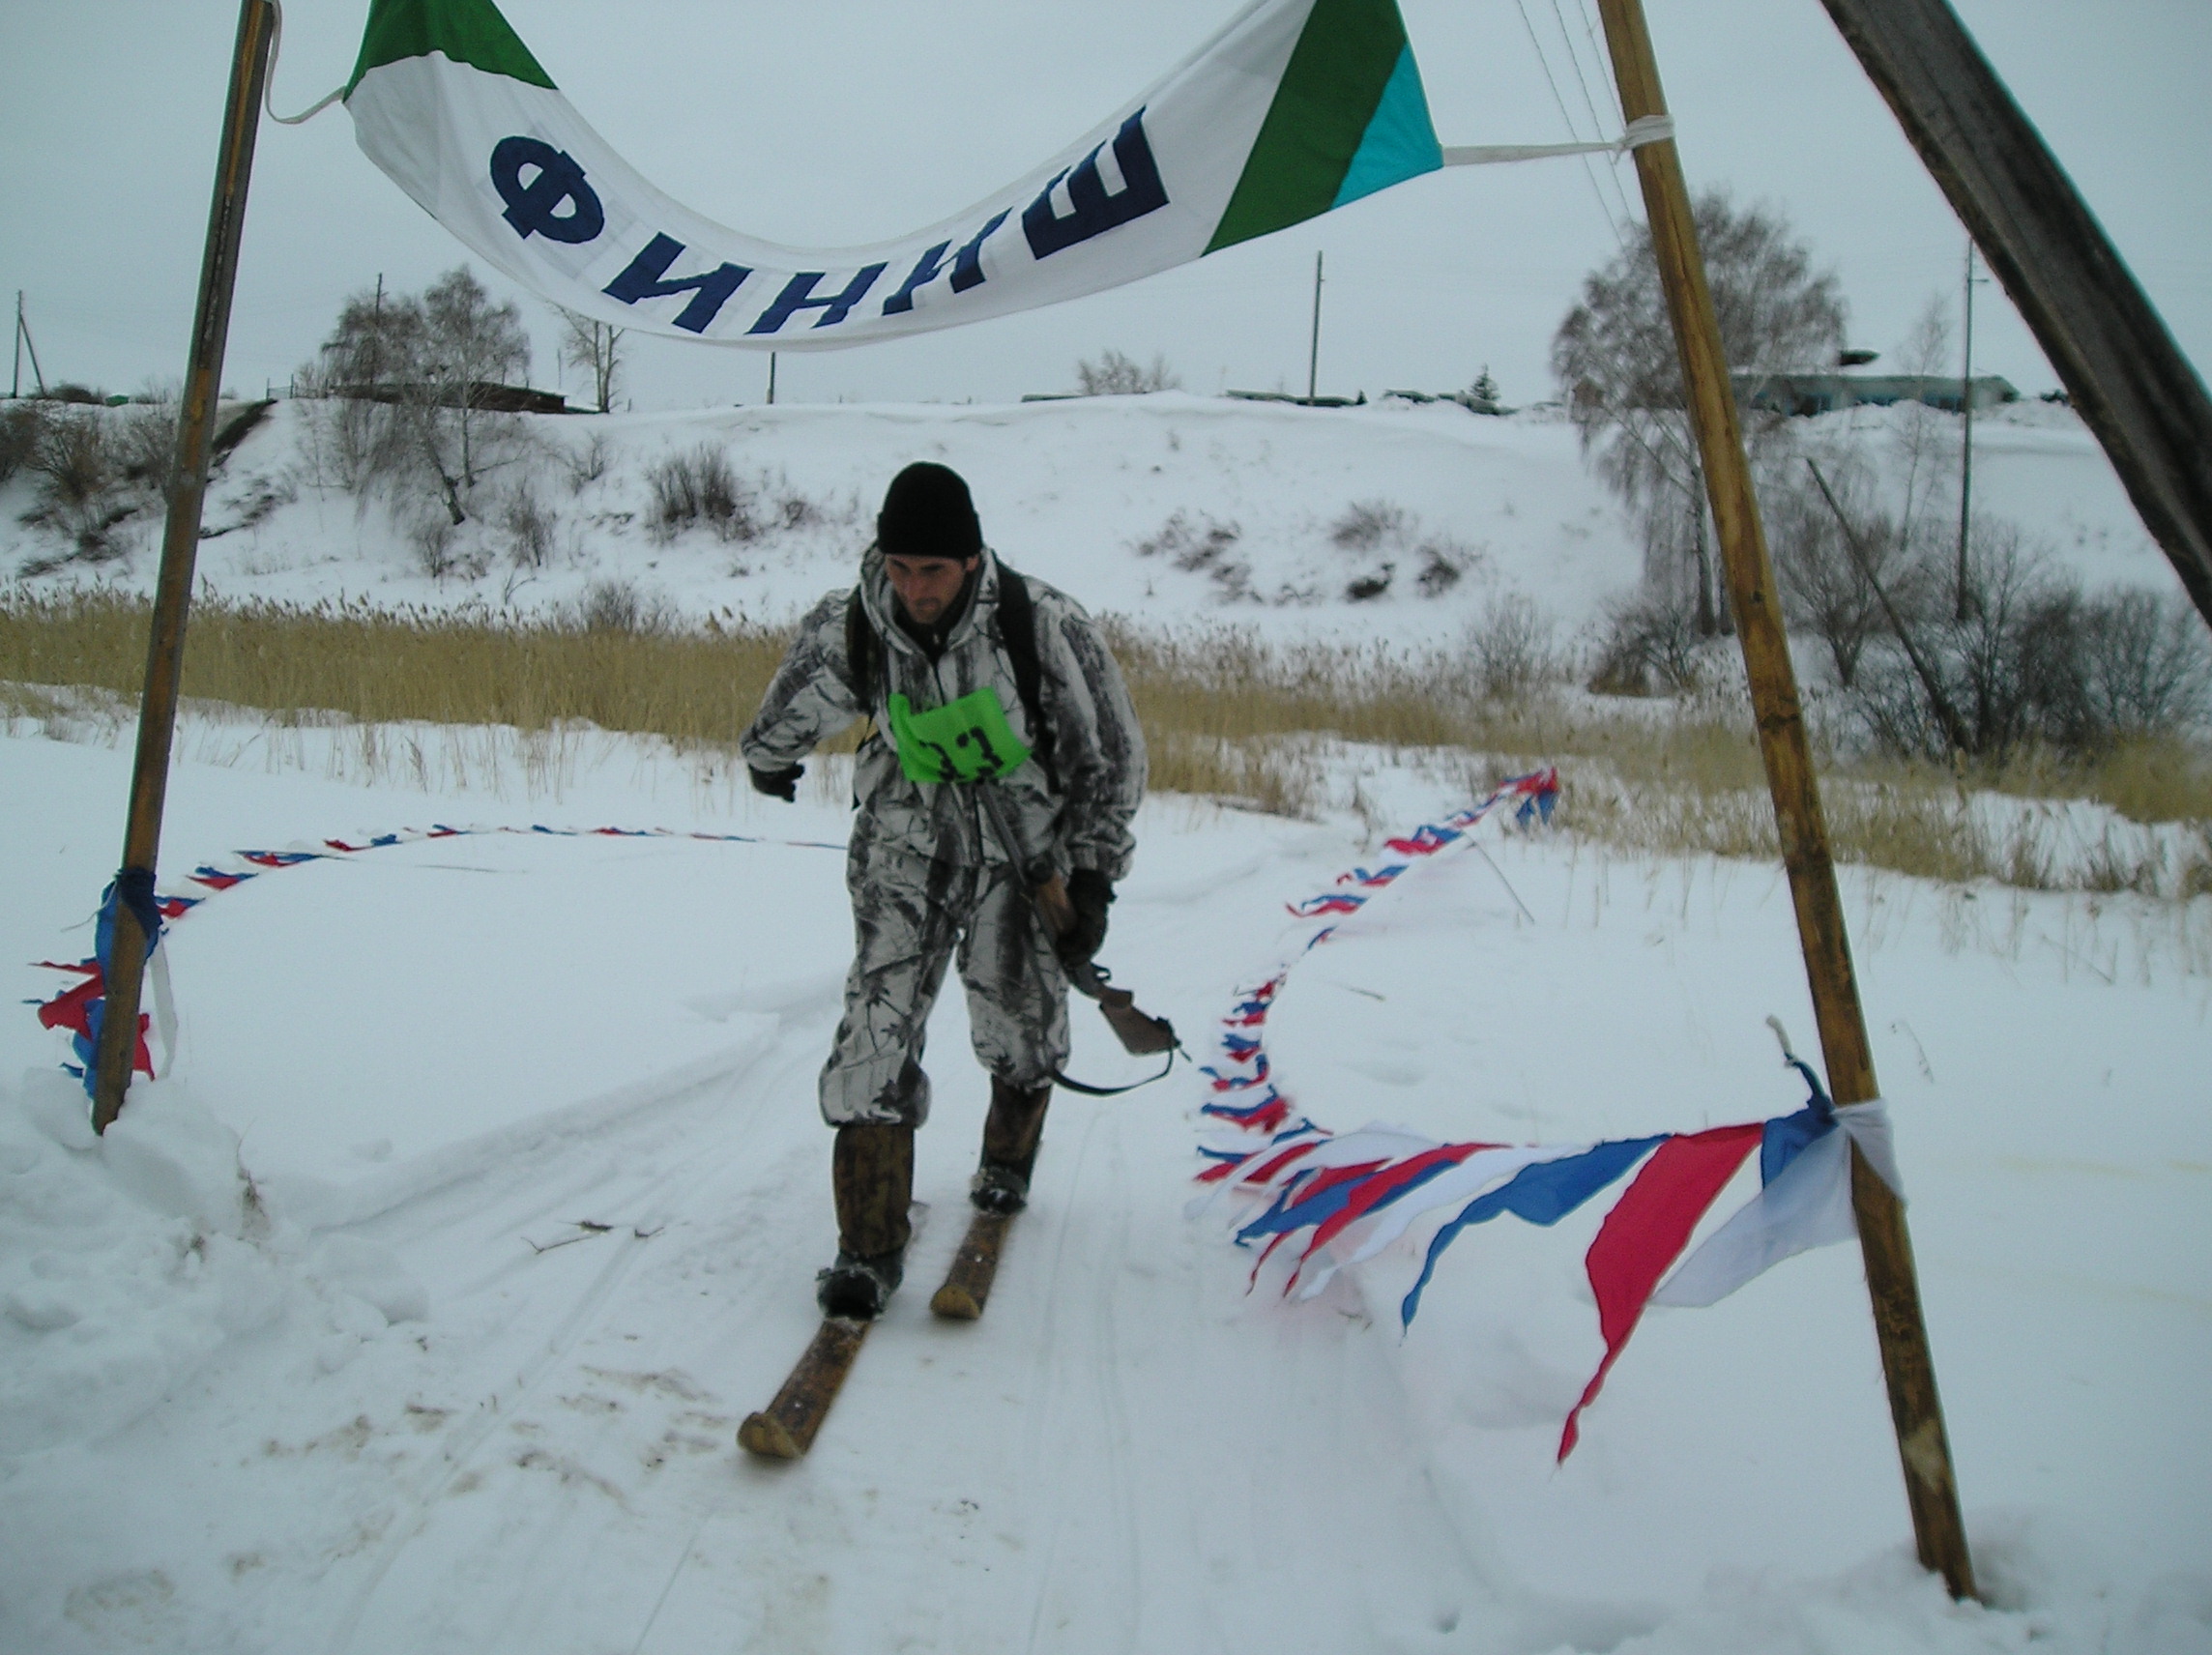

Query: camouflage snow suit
[[740, 546, 1146, 1127]]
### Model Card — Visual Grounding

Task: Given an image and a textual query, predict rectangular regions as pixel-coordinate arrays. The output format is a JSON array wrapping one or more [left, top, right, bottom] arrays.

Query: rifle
[[968, 780, 1180, 1078]]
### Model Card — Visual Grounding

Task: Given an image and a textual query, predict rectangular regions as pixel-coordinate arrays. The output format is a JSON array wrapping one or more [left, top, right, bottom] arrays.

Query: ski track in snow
[[6, 728, 2207, 1652], [323, 1040, 813, 1655]]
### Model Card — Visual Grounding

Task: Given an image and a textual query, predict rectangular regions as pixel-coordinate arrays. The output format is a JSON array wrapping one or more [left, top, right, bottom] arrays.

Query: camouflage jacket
[[740, 546, 1146, 882]]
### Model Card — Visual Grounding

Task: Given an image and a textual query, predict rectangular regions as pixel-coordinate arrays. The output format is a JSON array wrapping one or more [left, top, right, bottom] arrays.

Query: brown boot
[[819, 1123, 914, 1318], [972, 1078, 1051, 1214]]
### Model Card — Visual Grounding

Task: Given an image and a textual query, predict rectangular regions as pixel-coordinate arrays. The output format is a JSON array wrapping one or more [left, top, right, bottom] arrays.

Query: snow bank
[[0, 1068, 427, 1458]]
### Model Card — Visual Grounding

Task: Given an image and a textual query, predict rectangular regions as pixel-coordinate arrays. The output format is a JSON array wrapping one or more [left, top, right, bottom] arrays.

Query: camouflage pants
[[818, 837, 1069, 1127]]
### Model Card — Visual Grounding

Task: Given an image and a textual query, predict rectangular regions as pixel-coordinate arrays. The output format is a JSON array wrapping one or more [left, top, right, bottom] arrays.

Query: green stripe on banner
[[1205, 0, 1437, 254], [346, 0, 557, 99]]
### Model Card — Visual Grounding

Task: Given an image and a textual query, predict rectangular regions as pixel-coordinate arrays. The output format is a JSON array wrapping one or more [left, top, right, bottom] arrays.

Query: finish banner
[[341, 0, 1445, 350]]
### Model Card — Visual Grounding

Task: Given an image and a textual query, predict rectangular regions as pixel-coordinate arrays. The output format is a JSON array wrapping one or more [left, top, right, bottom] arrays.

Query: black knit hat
[[877, 462, 981, 562]]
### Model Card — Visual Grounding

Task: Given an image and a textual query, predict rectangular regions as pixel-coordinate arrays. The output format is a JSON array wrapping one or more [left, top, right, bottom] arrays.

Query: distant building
[[1732, 372, 2018, 417], [322, 380, 568, 415]]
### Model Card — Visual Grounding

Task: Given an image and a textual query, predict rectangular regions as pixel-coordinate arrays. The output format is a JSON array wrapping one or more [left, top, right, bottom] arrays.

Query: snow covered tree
[[1552, 190, 1846, 634]]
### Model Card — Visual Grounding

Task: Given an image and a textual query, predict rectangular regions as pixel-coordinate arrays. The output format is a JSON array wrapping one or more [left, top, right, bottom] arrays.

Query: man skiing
[[741, 461, 1146, 1321]]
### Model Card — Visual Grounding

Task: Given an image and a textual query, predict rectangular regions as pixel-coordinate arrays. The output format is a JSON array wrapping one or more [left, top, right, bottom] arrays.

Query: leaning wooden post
[[91, 0, 277, 1134], [1818, 0, 2212, 632], [1592, 0, 1976, 1601]]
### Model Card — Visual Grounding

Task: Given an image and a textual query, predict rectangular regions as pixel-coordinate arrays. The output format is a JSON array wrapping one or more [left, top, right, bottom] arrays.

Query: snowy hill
[[2, 393, 2205, 1653], [3, 392, 2173, 651]]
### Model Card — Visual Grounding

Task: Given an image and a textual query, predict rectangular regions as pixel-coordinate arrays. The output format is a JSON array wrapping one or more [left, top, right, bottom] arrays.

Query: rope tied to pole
[[1441, 113, 1675, 168], [262, 0, 346, 126]]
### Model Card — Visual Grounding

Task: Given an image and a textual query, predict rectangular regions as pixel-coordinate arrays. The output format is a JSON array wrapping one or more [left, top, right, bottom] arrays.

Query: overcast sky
[[3, 1, 2206, 414]]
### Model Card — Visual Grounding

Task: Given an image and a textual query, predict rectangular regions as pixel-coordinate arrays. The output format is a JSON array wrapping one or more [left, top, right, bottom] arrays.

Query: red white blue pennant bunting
[[31, 823, 844, 1095], [1200, 769, 1558, 1136], [1191, 772, 1903, 1459]]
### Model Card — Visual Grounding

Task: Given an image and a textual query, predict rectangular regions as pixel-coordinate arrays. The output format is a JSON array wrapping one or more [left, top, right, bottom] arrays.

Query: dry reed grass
[[0, 588, 797, 750], [6, 593, 2206, 896]]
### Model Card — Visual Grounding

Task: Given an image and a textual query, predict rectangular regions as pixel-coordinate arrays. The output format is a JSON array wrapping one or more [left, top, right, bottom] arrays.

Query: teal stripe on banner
[[1205, 0, 1414, 255], [1330, 44, 1442, 210]]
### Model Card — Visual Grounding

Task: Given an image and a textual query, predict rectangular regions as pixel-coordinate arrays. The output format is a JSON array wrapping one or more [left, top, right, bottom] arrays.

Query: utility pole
[[14, 291, 48, 398], [1306, 251, 1324, 402], [91, 0, 277, 1133], [1955, 239, 1981, 621], [1594, 0, 1976, 1601], [364, 273, 385, 392], [767, 350, 777, 406]]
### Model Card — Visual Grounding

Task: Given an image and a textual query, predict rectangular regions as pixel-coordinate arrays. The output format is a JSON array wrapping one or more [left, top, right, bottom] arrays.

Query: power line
[[1550, 0, 1638, 228], [1514, 0, 1628, 247], [1572, 0, 1641, 227]]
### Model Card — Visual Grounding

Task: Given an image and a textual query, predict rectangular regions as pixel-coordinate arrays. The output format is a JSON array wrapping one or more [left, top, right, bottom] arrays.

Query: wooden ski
[[929, 1209, 1012, 1321], [737, 1317, 871, 1460]]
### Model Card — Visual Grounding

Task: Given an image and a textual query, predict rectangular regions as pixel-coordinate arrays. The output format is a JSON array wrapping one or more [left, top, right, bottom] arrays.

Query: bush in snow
[[574, 576, 678, 635], [646, 444, 755, 544], [407, 512, 464, 580], [1761, 450, 1928, 691], [501, 480, 558, 568], [1344, 566, 1393, 601], [1465, 594, 1566, 701], [112, 382, 182, 500], [4, 387, 198, 573], [1132, 510, 1252, 601], [1328, 498, 1405, 554], [1846, 527, 2212, 762], [0, 399, 45, 485], [562, 429, 611, 493], [1075, 348, 1179, 395], [1327, 499, 1476, 603], [1588, 588, 1708, 696]]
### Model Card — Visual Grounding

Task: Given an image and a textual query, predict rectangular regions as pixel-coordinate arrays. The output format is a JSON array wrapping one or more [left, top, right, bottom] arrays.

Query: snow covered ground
[[2, 711, 2205, 1653], [2, 393, 2205, 1651]]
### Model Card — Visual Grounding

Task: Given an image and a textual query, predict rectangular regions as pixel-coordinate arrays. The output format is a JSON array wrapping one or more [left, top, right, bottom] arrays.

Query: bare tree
[[1768, 452, 1897, 689], [1553, 189, 1846, 634], [296, 281, 425, 493], [1886, 295, 1956, 554], [558, 308, 624, 414], [421, 267, 528, 499], [1076, 349, 1179, 395], [297, 267, 528, 524]]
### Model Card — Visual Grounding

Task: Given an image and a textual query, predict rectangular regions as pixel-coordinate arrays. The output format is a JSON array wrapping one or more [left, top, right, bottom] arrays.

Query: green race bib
[[886, 687, 1032, 783]]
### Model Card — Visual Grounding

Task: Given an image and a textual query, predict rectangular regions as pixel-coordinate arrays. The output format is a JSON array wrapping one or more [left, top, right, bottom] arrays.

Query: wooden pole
[[91, 0, 276, 1134], [1307, 251, 1324, 401], [15, 291, 48, 398], [1592, 0, 1976, 1601], [1956, 240, 1976, 622], [1818, 0, 2212, 632]]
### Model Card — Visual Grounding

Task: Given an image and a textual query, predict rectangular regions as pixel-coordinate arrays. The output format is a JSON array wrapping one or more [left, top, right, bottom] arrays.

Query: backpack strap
[[991, 561, 1058, 792], [843, 585, 878, 711], [845, 559, 1057, 790]]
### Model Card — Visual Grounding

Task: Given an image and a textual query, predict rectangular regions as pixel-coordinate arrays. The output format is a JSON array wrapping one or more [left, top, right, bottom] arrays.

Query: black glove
[[749, 762, 803, 802], [1056, 867, 1114, 973]]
